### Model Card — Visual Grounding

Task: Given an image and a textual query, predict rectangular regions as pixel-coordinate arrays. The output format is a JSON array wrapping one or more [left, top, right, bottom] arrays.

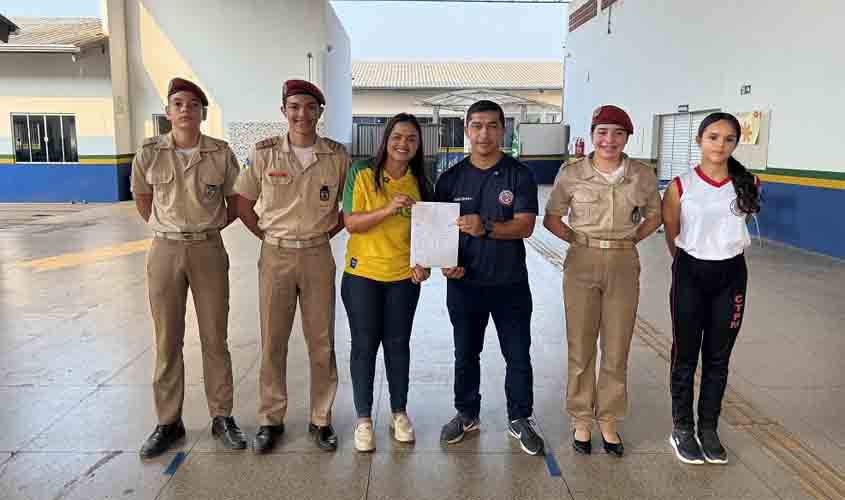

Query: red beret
[[591, 105, 634, 135], [282, 79, 325, 106], [167, 78, 208, 107]]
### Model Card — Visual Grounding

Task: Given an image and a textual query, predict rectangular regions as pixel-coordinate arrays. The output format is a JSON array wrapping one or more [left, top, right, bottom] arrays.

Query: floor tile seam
[[232, 354, 261, 388], [639, 314, 845, 498], [93, 344, 153, 387], [14, 385, 101, 454], [723, 437, 796, 500], [530, 238, 845, 500]]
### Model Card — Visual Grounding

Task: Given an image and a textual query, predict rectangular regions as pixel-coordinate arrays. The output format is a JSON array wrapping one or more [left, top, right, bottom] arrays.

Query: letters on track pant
[[670, 248, 747, 432]]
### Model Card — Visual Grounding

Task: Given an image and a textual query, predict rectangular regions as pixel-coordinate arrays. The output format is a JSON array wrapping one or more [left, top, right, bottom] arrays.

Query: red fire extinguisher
[[574, 137, 585, 158]]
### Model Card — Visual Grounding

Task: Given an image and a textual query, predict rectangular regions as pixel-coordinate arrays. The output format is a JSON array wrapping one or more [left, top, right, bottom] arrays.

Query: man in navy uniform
[[436, 100, 544, 456]]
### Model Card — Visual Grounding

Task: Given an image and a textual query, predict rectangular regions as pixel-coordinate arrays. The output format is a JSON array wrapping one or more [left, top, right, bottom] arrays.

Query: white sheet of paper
[[410, 202, 460, 268]]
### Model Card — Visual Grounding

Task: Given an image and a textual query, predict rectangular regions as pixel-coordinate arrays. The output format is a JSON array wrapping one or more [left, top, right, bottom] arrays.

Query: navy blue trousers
[[446, 279, 534, 421]]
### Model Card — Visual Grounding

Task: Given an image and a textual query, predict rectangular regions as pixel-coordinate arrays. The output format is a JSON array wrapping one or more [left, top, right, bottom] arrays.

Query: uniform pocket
[[146, 166, 175, 206], [199, 168, 225, 202], [318, 169, 340, 213], [571, 189, 599, 220]]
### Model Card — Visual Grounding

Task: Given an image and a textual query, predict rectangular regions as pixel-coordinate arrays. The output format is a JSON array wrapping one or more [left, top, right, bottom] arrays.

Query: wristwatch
[[482, 219, 496, 238]]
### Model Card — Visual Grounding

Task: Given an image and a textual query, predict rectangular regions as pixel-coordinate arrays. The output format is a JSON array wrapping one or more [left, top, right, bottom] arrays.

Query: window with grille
[[12, 114, 79, 163], [153, 114, 172, 135], [657, 110, 716, 181]]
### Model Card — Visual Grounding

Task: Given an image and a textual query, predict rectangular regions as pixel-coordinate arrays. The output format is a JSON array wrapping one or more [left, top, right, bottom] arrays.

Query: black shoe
[[253, 424, 284, 454], [697, 428, 728, 464], [212, 416, 247, 450], [572, 430, 592, 455], [308, 423, 338, 451], [139, 419, 186, 459], [602, 432, 625, 457], [507, 417, 545, 456], [669, 428, 705, 464], [440, 413, 480, 445]]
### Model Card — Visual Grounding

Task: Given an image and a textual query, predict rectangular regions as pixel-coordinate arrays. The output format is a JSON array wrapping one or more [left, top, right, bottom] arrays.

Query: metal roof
[[1, 17, 106, 53], [352, 61, 563, 90]]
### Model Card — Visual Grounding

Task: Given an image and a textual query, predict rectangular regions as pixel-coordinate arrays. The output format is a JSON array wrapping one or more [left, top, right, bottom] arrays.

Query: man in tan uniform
[[543, 105, 661, 457], [132, 78, 247, 459], [235, 79, 349, 453]]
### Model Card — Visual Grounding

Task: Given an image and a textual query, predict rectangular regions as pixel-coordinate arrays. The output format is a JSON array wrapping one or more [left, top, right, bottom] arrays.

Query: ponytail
[[727, 155, 761, 215]]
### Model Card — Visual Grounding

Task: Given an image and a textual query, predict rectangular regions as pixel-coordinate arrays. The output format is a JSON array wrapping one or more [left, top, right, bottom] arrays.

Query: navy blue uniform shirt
[[435, 155, 538, 286]]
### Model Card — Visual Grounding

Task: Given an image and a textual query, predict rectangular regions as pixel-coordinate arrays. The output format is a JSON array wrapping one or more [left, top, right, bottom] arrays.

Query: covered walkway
[[0, 195, 842, 499]]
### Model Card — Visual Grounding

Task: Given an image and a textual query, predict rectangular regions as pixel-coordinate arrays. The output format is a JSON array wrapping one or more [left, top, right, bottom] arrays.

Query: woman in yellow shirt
[[341, 113, 433, 451]]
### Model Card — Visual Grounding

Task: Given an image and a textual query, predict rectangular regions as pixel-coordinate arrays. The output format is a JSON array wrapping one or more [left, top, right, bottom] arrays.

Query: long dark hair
[[372, 113, 434, 201], [697, 112, 761, 215]]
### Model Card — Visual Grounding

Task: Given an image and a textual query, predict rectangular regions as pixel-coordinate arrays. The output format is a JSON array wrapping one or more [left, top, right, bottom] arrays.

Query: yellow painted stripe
[[78, 158, 133, 165], [758, 173, 845, 190], [18, 239, 151, 272], [0, 158, 132, 165]]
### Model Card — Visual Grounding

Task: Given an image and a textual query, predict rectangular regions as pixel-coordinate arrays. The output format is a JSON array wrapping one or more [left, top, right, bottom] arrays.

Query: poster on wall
[[737, 111, 762, 145]]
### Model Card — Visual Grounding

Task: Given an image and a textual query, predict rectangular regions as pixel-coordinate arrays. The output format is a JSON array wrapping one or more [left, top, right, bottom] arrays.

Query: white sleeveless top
[[674, 166, 757, 261]]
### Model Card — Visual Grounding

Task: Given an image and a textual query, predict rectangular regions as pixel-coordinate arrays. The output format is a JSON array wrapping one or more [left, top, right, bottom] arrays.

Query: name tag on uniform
[[268, 170, 293, 184]]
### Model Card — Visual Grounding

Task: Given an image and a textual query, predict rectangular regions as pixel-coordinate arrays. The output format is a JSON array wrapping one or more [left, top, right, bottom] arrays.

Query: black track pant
[[670, 249, 748, 432]]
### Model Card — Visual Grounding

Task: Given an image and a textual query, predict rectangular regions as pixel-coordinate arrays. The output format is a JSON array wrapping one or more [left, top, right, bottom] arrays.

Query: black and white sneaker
[[669, 429, 705, 464], [440, 413, 480, 444], [697, 428, 728, 464], [508, 417, 545, 456]]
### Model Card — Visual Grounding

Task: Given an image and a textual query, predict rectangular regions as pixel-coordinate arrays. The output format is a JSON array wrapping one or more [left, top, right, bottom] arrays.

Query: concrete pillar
[[102, 0, 134, 154]]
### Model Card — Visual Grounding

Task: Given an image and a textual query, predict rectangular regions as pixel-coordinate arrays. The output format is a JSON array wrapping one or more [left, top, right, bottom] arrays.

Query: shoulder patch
[[256, 137, 278, 150], [142, 136, 158, 147]]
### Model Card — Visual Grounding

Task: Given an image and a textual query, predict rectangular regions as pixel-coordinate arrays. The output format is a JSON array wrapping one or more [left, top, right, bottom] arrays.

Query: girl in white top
[[661, 113, 761, 466]]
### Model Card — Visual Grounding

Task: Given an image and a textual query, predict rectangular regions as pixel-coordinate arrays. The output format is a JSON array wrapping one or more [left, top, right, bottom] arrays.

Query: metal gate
[[353, 123, 441, 159]]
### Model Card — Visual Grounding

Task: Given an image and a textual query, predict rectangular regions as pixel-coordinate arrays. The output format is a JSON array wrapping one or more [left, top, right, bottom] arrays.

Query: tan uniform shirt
[[545, 154, 661, 241], [130, 133, 239, 233], [234, 134, 350, 240]]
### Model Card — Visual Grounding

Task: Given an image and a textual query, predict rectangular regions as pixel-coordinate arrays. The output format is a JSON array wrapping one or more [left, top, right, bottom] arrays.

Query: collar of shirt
[[278, 134, 337, 155], [155, 132, 221, 154], [577, 153, 633, 185]]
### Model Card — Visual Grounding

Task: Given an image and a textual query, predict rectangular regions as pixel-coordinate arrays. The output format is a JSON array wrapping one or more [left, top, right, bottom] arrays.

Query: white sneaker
[[354, 422, 375, 452], [392, 413, 416, 443]]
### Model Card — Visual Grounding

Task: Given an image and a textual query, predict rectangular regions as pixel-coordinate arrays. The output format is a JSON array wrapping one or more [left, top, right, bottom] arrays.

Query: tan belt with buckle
[[154, 229, 219, 241], [574, 233, 635, 250], [264, 234, 329, 249]]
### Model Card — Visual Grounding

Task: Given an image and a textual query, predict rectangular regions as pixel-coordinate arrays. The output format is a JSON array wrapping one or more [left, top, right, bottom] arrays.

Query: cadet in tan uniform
[[543, 105, 661, 457], [132, 78, 247, 458], [235, 80, 349, 453]]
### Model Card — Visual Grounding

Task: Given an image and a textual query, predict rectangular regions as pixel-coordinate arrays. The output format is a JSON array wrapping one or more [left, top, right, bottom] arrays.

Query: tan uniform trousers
[[146, 233, 234, 424], [258, 241, 338, 426], [563, 244, 640, 434]]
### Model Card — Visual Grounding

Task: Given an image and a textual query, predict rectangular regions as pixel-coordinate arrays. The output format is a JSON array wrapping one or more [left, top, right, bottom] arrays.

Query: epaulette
[[208, 137, 229, 147], [142, 136, 159, 147], [256, 137, 278, 150]]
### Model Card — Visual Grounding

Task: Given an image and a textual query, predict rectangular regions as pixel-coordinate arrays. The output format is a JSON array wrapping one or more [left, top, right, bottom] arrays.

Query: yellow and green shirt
[[343, 159, 422, 282]]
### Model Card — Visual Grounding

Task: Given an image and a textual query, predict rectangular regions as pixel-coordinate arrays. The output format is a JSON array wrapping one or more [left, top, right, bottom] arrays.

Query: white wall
[[0, 49, 111, 98], [564, 0, 845, 172], [0, 48, 116, 155], [322, 3, 352, 145], [122, 0, 350, 147]]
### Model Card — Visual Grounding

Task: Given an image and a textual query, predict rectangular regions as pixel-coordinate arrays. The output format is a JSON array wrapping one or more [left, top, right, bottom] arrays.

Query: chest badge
[[206, 185, 220, 199], [498, 190, 514, 207], [631, 207, 642, 224], [320, 185, 330, 202]]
